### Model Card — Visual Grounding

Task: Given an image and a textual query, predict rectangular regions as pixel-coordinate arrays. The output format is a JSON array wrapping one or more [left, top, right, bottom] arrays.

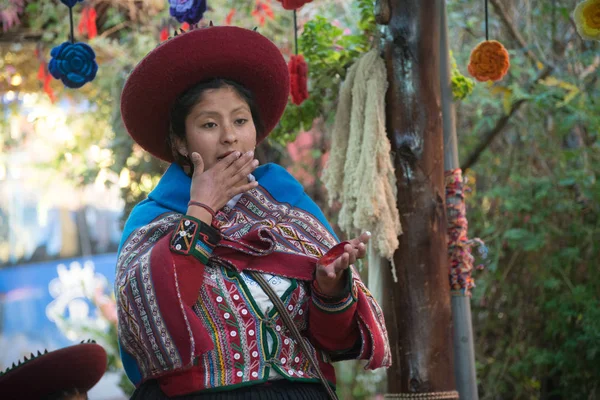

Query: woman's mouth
[[217, 151, 235, 161]]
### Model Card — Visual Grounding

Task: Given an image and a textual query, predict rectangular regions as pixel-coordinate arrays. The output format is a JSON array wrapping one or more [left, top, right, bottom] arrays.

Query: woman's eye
[[202, 122, 217, 128], [235, 119, 248, 125]]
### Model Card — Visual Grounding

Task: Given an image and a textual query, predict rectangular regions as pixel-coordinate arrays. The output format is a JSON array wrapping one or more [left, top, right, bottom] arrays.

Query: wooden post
[[379, 0, 457, 396], [439, 1, 480, 398]]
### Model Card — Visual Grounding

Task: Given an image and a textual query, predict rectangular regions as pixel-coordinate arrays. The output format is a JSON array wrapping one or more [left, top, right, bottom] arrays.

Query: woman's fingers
[[214, 150, 242, 171], [356, 242, 367, 259], [230, 180, 259, 197], [351, 231, 371, 246], [190, 152, 205, 175], [224, 151, 254, 176], [232, 157, 259, 186], [327, 252, 350, 276], [344, 244, 357, 265]]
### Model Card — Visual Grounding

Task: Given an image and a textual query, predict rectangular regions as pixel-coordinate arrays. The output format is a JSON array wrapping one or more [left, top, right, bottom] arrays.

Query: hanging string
[[484, 0, 489, 41], [69, 6, 75, 43], [293, 9, 298, 55]]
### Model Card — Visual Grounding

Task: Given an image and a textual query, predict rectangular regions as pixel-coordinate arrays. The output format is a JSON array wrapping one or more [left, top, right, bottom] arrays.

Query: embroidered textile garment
[[242, 272, 291, 380], [115, 163, 391, 395]]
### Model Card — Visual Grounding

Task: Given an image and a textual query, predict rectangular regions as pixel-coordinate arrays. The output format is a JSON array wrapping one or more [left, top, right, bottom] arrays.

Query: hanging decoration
[[275, 0, 313, 10], [77, 6, 97, 39], [169, 0, 207, 25], [289, 54, 308, 105], [251, 0, 275, 26], [288, 9, 308, 105], [49, 0, 98, 89], [468, 40, 510, 82], [467, 0, 510, 82], [445, 169, 488, 296], [573, 0, 600, 41]]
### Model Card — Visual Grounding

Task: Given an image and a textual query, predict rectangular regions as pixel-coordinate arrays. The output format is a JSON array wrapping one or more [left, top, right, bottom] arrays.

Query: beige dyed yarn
[[322, 49, 402, 270]]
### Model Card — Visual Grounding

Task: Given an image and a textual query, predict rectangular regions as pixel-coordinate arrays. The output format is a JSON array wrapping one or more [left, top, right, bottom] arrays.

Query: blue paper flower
[[49, 42, 98, 89], [169, 0, 207, 25], [60, 0, 84, 7]]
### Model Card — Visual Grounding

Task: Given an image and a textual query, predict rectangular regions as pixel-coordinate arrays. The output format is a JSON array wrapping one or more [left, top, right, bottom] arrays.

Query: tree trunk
[[380, 0, 457, 395]]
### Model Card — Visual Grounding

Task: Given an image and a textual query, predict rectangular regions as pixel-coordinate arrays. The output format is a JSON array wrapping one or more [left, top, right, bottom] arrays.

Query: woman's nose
[[221, 123, 237, 143]]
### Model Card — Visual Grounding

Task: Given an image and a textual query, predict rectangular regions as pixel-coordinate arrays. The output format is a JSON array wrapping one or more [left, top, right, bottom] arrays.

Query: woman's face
[[177, 86, 257, 171]]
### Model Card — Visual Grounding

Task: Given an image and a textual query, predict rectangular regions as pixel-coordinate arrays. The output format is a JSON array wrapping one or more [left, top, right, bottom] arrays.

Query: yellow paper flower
[[574, 0, 600, 41]]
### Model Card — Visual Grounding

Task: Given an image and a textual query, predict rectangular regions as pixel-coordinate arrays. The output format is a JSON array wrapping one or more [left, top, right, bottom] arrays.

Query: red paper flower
[[276, 0, 313, 10], [289, 54, 309, 105], [160, 27, 169, 42], [77, 7, 97, 39], [252, 0, 275, 26], [37, 63, 46, 81], [225, 8, 235, 25], [43, 71, 57, 103]]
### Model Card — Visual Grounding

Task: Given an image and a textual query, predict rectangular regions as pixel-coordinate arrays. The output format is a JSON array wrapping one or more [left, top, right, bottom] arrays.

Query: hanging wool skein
[[322, 49, 402, 292], [467, 0, 510, 82], [49, 0, 98, 89]]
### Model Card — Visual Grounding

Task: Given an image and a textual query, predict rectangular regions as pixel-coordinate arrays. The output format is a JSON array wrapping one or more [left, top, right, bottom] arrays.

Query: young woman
[[117, 25, 391, 399]]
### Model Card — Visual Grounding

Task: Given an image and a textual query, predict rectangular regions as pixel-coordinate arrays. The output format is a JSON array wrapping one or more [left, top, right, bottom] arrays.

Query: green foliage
[[270, 11, 373, 145], [451, 1, 600, 397], [450, 51, 474, 100]]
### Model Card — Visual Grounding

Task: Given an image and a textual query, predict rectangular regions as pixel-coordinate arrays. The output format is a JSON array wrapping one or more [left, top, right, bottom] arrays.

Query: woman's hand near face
[[315, 232, 371, 297], [187, 150, 259, 220]]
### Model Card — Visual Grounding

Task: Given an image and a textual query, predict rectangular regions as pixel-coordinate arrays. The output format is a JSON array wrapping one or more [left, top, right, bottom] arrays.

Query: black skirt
[[130, 379, 331, 400]]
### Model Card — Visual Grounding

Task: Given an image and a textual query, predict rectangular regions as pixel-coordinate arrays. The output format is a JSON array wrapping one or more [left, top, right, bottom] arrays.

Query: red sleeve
[[116, 215, 220, 378], [307, 270, 360, 352]]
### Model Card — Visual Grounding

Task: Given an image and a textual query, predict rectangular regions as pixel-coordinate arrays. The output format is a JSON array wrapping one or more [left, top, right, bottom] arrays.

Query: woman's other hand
[[315, 232, 371, 297], [187, 150, 259, 222]]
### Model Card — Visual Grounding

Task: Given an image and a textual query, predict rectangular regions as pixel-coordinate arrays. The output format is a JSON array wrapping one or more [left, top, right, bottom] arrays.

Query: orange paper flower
[[574, 0, 600, 41], [467, 40, 510, 82]]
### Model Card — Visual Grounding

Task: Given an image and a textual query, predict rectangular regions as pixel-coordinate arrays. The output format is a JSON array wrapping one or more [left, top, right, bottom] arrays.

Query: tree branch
[[0, 31, 46, 43], [461, 66, 553, 171], [489, 0, 541, 67]]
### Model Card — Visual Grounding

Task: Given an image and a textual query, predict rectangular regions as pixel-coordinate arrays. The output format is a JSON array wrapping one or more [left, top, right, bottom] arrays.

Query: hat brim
[[0, 343, 107, 398], [121, 26, 290, 162]]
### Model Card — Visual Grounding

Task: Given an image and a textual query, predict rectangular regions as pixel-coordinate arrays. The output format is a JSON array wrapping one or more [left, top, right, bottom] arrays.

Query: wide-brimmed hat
[[0, 341, 107, 398], [121, 26, 290, 162]]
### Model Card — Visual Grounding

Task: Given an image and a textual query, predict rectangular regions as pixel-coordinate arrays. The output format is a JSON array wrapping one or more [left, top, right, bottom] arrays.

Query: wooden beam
[[381, 0, 457, 396]]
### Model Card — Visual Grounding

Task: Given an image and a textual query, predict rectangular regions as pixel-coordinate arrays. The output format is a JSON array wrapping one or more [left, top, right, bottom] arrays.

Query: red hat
[[121, 26, 290, 162], [0, 341, 107, 399]]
